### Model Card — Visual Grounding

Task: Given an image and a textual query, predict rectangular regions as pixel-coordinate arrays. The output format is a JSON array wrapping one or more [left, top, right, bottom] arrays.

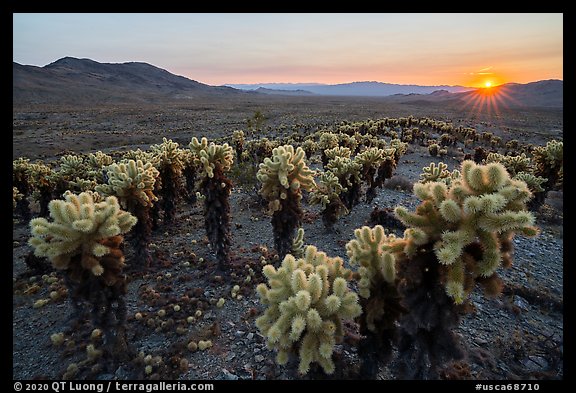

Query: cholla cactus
[[318, 132, 339, 167], [257, 145, 316, 259], [28, 191, 136, 363], [355, 147, 385, 202], [485, 152, 531, 176], [232, 130, 245, 161], [13, 187, 23, 210], [291, 227, 306, 259], [28, 192, 136, 277], [346, 225, 404, 377], [13, 157, 33, 219], [428, 143, 439, 157], [255, 245, 362, 375], [324, 146, 352, 161], [309, 171, 348, 230], [27, 162, 56, 217], [301, 139, 318, 159], [389, 160, 538, 378], [419, 162, 460, 185], [97, 160, 159, 209], [150, 138, 185, 224], [96, 160, 160, 268], [180, 150, 198, 205], [326, 155, 362, 211], [531, 140, 563, 208], [514, 172, 546, 194], [190, 137, 235, 269]]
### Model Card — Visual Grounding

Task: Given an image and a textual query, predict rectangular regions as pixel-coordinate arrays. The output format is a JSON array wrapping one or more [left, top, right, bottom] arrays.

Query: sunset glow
[[12, 13, 563, 87]]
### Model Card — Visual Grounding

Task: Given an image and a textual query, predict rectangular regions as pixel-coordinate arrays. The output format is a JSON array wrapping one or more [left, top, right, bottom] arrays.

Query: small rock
[[254, 347, 261, 354], [234, 330, 245, 337], [514, 295, 530, 311], [226, 353, 236, 361], [221, 368, 239, 380], [521, 356, 549, 372], [247, 332, 254, 340], [474, 337, 488, 346], [255, 355, 265, 362]]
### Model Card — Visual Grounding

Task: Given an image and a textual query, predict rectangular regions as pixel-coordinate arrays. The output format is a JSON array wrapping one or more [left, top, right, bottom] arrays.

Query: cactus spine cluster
[[255, 245, 362, 375], [190, 137, 235, 270], [257, 145, 316, 259]]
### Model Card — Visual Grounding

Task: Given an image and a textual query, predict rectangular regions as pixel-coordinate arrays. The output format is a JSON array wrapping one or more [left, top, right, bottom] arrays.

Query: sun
[[484, 81, 492, 88]]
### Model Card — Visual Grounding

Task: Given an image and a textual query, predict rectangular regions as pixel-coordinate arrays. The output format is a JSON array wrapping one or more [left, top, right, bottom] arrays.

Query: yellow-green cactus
[[122, 148, 157, 165], [13, 187, 23, 210], [309, 171, 346, 209], [189, 137, 234, 178], [28, 192, 137, 276], [324, 146, 352, 161], [257, 145, 316, 213], [309, 171, 348, 229], [257, 145, 316, 258], [255, 245, 362, 375], [419, 162, 460, 185], [513, 172, 546, 194], [485, 152, 531, 176], [346, 225, 399, 300], [395, 160, 538, 303], [291, 227, 306, 259], [355, 147, 384, 170], [190, 137, 235, 269], [151, 138, 185, 175], [96, 160, 159, 208], [318, 132, 339, 151], [326, 156, 362, 210]]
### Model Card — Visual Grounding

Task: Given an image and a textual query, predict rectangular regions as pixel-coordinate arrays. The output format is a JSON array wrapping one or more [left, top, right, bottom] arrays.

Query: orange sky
[[14, 13, 563, 87]]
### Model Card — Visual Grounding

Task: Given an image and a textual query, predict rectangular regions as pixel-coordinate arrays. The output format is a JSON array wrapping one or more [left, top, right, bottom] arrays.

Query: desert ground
[[13, 94, 563, 380]]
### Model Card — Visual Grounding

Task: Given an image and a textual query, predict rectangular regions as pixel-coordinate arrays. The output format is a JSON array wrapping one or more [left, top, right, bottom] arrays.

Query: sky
[[12, 13, 563, 88]]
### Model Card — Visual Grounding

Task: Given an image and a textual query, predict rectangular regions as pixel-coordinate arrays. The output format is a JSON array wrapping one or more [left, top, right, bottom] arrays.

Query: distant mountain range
[[13, 57, 563, 109], [227, 81, 475, 96], [13, 57, 238, 104]]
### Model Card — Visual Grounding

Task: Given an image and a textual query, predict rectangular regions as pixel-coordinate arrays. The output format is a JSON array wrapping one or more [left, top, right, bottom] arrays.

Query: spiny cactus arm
[[309, 171, 345, 208], [291, 228, 306, 258]]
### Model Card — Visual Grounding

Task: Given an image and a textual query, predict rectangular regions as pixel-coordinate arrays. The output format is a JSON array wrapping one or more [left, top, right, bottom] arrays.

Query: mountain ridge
[[13, 57, 563, 108]]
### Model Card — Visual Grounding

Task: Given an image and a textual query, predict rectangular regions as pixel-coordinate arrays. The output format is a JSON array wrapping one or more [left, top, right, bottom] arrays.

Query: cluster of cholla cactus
[[28, 192, 137, 364], [257, 145, 316, 260], [96, 159, 160, 269], [181, 150, 198, 205], [346, 225, 404, 377], [255, 245, 362, 375], [27, 162, 56, 217], [309, 171, 347, 231], [190, 137, 234, 270], [384, 160, 537, 378], [150, 138, 185, 224]]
